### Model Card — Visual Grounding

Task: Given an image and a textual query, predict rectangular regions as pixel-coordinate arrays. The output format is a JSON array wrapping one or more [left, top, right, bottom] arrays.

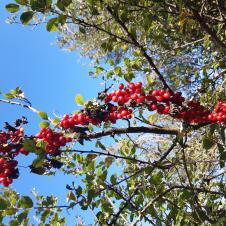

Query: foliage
[[2, 0, 226, 225]]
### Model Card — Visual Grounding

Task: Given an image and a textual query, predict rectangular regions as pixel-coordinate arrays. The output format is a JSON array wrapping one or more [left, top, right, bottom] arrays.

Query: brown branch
[[103, 3, 173, 92], [62, 149, 151, 165], [85, 126, 179, 140], [191, 9, 226, 51]]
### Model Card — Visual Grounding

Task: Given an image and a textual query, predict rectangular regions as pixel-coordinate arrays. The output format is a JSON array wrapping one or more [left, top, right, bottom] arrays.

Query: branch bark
[[85, 126, 178, 140]]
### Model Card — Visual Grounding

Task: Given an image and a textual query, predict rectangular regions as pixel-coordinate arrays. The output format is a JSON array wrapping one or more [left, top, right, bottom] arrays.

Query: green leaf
[[95, 140, 106, 150], [15, 0, 28, 5], [88, 124, 94, 132], [176, 64, 180, 73], [75, 186, 82, 197], [4, 93, 14, 99], [62, 0, 72, 7], [67, 191, 76, 202], [17, 211, 28, 223], [18, 196, 33, 208], [58, 14, 67, 25], [30, 0, 51, 12], [5, 4, 20, 13], [0, 198, 8, 210], [20, 11, 34, 25], [86, 154, 97, 162], [148, 113, 157, 123], [95, 66, 104, 75], [104, 157, 113, 168], [56, 0, 71, 11], [110, 173, 117, 184], [23, 138, 36, 152], [52, 118, 60, 126], [9, 220, 20, 226], [107, 59, 114, 66], [217, 143, 226, 168], [79, 26, 86, 33], [114, 66, 122, 75], [38, 111, 48, 120], [10, 89, 16, 95], [219, 126, 225, 144], [32, 156, 45, 168], [147, 75, 154, 86], [75, 94, 84, 105], [202, 136, 214, 150], [46, 18, 58, 32], [124, 72, 134, 82], [39, 121, 49, 128]]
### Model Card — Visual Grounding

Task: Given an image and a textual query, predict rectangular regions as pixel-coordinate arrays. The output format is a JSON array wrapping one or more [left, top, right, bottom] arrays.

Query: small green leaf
[[67, 191, 76, 202], [217, 143, 226, 168], [219, 126, 225, 144], [95, 66, 104, 75], [0, 198, 8, 210], [17, 211, 28, 223], [52, 118, 60, 126], [46, 18, 58, 32], [147, 75, 154, 86], [176, 64, 180, 73], [203, 136, 214, 150], [5, 4, 20, 13], [114, 66, 122, 75], [10, 89, 16, 95], [58, 14, 67, 25], [104, 157, 113, 168], [62, 0, 72, 7], [79, 26, 85, 33], [39, 121, 49, 128], [148, 113, 157, 123], [75, 94, 84, 105], [9, 220, 20, 226], [38, 111, 48, 120], [75, 186, 82, 197], [23, 138, 36, 152], [110, 174, 117, 184], [107, 59, 114, 66], [20, 11, 34, 25], [4, 93, 14, 99], [32, 156, 45, 168], [18, 196, 33, 208], [124, 72, 134, 82], [88, 124, 94, 132], [15, 0, 28, 5], [86, 154, 97, 162], [95, 140, 106, 150]]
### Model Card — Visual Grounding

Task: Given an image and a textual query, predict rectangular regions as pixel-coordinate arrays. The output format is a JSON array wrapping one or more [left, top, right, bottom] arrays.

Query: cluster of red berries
[[0, 157, 18, 187], [60, 113, 101, 128], [59, 82, 225, 130], [37, 128, 71, 155], [105, 82, 146, 105], [174, 101, 211, 124], [0, 128, 28, 156], [207, 101, 226, 122], [0, 128, 26, 187]]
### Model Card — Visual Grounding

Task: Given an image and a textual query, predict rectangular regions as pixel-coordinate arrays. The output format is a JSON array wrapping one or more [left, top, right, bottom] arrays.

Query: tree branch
[[103, 2, 173, 92], [85, 126, 178, 140]]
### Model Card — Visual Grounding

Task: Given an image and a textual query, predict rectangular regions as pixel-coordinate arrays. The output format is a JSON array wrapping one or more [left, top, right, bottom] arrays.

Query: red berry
[[152, 90, 159, 96], [163, 92, 171, 99], [119, 83, 124, 90]]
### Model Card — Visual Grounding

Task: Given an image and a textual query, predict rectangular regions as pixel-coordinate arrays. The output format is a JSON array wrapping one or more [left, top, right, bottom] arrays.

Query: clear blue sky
[[0, 0, 102, 224]]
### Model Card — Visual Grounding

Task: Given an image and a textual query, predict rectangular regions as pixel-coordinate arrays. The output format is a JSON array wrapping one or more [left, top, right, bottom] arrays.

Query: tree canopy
[[1, 0, 226, 225]]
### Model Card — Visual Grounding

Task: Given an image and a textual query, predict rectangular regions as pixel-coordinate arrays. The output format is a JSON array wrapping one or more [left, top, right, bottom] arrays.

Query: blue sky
[[0, 0, 102, 224]]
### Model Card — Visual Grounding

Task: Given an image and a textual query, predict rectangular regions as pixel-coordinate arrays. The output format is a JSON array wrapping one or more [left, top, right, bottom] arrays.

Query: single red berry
[[119, 83, 124, 90]]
